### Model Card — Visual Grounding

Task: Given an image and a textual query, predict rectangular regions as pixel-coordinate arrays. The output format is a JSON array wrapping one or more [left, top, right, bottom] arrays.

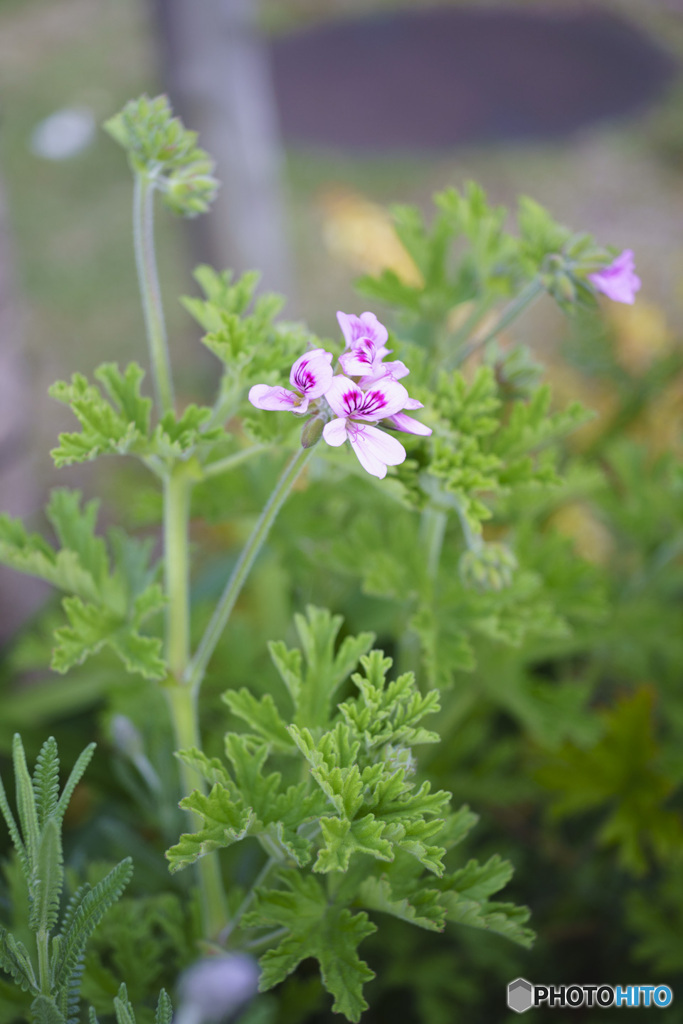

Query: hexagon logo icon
[[508, 978, 534, 1013]]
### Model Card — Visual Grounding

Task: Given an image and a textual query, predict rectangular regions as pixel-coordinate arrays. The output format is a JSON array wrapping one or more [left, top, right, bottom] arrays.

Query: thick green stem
[[454, 277, 545, 367], [164, 466, 227, 938], [133, 172, 175, 414], [165, 684, 227, 939], [164, 469, 191, 681], [185, 446, 312, 693]]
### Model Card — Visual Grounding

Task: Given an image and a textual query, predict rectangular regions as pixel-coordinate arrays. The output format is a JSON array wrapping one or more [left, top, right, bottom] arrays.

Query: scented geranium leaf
[[271, 607, 374, 730], [176, 747, 234, 790], [340, 652, 441, 751], [167, 787, 254, 871], [51, 596, 165, 681], [150, 404, 224, 462], [245, 871, 376, 1023], [433, 854, 534, 947], [315, 815, 393, 872], [445, 855, 514, 902], [357, 874, 446, 932], [222, 690, 293, 752], [168, 741, 320, 870], [0, 491, 165, 681], [411, 605, 476, 685], [49, 364, 151, 467]]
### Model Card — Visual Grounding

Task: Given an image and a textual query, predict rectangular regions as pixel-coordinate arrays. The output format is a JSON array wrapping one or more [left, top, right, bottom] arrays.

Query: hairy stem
[[453, 277, 545, 367], [202, 444, 267, 480], [133, 172, 174, 414], [185, 446, 313, 693]]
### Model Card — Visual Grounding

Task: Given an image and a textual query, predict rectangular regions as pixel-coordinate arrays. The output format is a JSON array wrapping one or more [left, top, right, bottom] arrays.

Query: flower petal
[[289, 349, 334, 398], [248, 385, 299, 411], [387, 412, 432, 436], [348, 423, 406, 478], [336, 310, 388, 349], [324, 375, 364, 418], [588, 249, 641, 305], [322, 418, 348, 447], [355, 377, 409, 420]]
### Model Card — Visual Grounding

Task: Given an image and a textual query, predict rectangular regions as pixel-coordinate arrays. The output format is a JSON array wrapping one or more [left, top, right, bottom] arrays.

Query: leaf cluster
[[0, 490, 165, 681], [166, 608, 533, 1021]]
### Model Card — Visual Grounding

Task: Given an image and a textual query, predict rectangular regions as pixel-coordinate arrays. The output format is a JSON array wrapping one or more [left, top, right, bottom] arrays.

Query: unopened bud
[[301, 415, 325, 449], [459, 543, 517, 593]]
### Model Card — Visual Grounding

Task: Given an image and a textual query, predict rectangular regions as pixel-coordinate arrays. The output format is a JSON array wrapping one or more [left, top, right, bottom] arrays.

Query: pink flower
[[337, 310, 388, 350], [588, 249, 641, 305], [249, 349, 333, 415], [323, 375, 409, 479]]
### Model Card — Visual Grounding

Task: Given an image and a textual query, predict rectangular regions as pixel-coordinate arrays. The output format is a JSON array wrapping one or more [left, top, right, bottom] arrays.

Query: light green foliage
[[0, 737, 132, 1024], [0, 490, 165, 680], [103, 95, 218, 217], [166, 609, 532, 1020], [182, 265, 315, 442], [244, 871, 376, 1023], [49, 363, 224, 469]]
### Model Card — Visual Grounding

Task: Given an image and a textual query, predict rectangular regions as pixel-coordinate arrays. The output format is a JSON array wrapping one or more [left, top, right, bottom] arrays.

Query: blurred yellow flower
[[318, 186, 423, 286]]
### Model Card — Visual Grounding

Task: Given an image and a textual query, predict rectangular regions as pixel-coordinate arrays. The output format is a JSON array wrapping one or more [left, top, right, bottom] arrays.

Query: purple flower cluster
[[249, 311, 431, 479]]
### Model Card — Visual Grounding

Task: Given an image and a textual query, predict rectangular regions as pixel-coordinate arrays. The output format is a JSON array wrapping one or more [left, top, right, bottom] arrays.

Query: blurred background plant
[[1, 0, 683, 1022]]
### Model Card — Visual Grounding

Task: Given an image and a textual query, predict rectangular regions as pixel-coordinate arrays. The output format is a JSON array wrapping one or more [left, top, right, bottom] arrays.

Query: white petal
[[248, 385, 299, 411], [349, 423, 406, 477], [359, 312, 389, 347], [324, 375, 363, 417], [322, 418, 348, 447]]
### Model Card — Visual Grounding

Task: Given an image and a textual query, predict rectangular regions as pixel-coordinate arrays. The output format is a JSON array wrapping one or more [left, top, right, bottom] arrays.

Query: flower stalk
[[185, 445, 313, 694], [133, 172, 175, 415]]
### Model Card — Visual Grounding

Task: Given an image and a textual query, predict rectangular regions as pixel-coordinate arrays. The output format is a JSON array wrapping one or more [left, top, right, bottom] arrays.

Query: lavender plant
[[0, 96, 643, 1022]]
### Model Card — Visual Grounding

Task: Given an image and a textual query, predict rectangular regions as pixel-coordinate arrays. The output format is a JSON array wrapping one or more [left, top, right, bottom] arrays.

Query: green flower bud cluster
[[459, 542, 518, 593], [104, 95, 218, 217], [540, 235, 615, 310]]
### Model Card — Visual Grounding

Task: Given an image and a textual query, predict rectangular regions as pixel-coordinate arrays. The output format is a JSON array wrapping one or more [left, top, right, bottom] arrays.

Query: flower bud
[[301, 415, 325, 449], [459, 543, 517, 593]]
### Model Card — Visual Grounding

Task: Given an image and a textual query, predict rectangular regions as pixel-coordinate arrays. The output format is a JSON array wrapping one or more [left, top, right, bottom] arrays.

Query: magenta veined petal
[[322, 418, 348, 447], [248, 384, 303, 412], [354, 377, 409, 420], [289, 349, 334, 399], [348, 423, 406, 479], [359, 359, 410, 387], [387, 412, 432, 436], [336, 310, 389, 349], [588, 249, 641, 305], [324, 375, 363, 418]]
